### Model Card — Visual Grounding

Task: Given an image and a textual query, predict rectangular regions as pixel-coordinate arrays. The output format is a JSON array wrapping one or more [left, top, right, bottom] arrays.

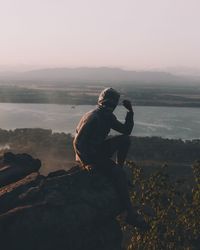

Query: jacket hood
[[98, 88, 120, 108]]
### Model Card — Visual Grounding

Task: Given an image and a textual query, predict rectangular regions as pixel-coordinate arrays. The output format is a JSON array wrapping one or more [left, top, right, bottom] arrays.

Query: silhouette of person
[[73, 87, 148, 228]]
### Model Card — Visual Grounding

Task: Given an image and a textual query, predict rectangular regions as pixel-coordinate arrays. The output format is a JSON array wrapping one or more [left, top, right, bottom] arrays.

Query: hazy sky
[[0, 0, 200, 70]]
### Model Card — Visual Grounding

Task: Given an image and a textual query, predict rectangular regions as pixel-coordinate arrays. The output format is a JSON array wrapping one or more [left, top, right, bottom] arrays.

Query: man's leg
[[94, 159, 132, 209], [110, 163, 132, 210], [101, 135, 131, 167], [95, 159, 148, 229]]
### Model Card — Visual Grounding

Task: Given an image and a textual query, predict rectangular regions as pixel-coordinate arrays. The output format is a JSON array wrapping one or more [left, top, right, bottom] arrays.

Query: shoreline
[[0, 101, 200, 108], [0, 127, 200, 142]]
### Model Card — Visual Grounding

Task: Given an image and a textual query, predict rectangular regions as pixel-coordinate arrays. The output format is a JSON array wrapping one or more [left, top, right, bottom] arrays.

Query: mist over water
[[0, 103, 200, 140]]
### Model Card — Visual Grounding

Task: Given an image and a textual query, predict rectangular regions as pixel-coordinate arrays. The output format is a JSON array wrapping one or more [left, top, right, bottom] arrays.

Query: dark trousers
[[94, 135, 132, 210]]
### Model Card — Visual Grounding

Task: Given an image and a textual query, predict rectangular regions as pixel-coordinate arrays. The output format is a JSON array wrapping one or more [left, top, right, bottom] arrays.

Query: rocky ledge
[[0, 162, 123, 250]]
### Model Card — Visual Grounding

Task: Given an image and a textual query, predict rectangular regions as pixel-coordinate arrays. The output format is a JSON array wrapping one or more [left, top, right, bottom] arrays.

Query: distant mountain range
[[0, 67, 198, 85]]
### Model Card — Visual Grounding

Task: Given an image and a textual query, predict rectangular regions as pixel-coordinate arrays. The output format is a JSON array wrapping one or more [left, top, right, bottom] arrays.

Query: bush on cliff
[[122, 160, 200, 250]]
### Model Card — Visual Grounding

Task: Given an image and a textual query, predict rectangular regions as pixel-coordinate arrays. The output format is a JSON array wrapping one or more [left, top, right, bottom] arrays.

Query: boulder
[[0, 152, 41, 187], [0, 166, 123, 250]]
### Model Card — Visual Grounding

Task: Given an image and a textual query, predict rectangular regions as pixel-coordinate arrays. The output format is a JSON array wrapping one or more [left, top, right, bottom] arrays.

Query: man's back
[[73, 107, 115, 165]]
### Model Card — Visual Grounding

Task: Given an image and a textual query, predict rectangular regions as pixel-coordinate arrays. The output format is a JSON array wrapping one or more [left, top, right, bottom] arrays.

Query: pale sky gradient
[[0, 0, 200, 70]]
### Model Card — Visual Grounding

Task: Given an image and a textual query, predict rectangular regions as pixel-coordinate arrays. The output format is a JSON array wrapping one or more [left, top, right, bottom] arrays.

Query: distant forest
[[0, 128, 200, 177]]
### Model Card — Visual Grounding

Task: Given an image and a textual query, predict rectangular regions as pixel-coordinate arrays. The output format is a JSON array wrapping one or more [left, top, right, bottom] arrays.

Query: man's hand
[[123, 100, 133, 112]]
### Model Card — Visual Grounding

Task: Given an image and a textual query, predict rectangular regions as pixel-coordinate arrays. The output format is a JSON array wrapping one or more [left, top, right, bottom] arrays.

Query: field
[[0, 82, 200, 107]]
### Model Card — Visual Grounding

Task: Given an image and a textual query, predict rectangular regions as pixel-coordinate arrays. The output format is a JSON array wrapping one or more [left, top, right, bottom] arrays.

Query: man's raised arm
[[111, 100, 134, 135]]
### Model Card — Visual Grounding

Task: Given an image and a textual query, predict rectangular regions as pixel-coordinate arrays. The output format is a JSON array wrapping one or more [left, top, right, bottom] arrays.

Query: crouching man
[[73, 87, 148, 229]]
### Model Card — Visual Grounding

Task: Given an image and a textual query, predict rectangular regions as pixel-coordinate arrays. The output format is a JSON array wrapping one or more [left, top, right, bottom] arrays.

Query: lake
[[0, 103, 200, 140]]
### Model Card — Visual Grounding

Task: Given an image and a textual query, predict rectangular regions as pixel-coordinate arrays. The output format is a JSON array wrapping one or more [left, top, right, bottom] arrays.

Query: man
[[73, 87, 148, 228]]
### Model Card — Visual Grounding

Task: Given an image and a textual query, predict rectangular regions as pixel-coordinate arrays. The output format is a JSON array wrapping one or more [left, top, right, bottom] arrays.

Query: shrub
[[122, 161, 200, 250]]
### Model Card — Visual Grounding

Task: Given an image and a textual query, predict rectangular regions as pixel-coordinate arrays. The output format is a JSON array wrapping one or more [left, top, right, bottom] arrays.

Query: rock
[[0, 152, 41, 187], [0, 166, 123, 250]]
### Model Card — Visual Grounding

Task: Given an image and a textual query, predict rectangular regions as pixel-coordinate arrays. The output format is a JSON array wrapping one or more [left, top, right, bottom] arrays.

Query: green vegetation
[[0, 85, 97, 104], [130, 136, 200, 163], [0, 128, 74, 174], [121, 160, 200, 249], [0, 84, 200, 107], [1, 128, 200, 176], [120, 84, 200, 107]]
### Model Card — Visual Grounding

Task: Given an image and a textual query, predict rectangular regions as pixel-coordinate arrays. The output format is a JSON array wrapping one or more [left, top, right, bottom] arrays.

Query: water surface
[[0, 103, 200, 140]]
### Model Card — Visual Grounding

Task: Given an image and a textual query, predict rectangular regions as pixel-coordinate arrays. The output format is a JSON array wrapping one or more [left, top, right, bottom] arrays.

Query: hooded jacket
[[73, 88, 134, 165]]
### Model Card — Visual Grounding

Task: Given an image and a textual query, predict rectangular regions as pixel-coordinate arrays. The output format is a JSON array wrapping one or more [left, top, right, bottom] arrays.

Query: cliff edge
[[0, 165, 123, 250]]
